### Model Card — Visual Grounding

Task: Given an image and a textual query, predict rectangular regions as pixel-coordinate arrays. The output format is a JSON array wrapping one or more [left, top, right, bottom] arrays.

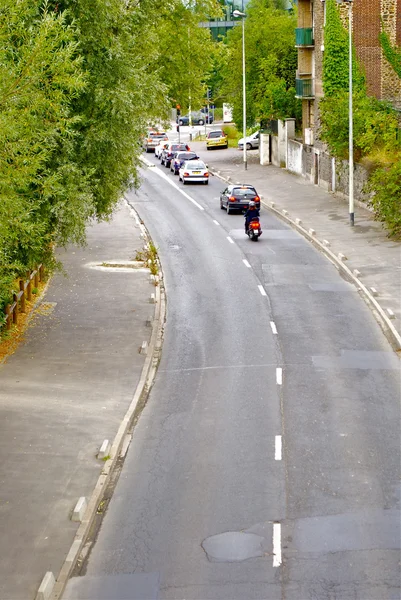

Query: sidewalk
[[0, 201, 157, 600], [193, 141, 401, 351]]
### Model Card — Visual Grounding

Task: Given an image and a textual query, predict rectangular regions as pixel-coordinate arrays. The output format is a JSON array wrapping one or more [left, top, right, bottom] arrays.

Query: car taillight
[[205, 172, 209, 177], [254, 196, 260, 202], [184, 172, 189, 177], [229, 196, 236, 202]]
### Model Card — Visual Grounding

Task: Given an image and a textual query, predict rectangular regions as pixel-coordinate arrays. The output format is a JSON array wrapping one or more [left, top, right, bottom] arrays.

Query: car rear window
[[171, 144, 188, 151], [149, 132, 166, 138], [208, 131, 224, 138], [177, 153, 197, 160], [186, 162, 205, 169], [233, 187, 258, 197]]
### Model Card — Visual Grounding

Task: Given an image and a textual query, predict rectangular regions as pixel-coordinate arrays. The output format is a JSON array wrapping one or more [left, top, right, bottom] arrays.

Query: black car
[[220, 184, 260, 214], [161, 143, 189, 167], [178, 112, 214, 126], [170, 151, 199, 175]]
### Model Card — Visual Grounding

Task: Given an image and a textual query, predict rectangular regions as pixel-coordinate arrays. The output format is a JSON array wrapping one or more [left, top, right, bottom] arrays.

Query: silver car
[[238, 131, 260, 150], [178, 160, 209, 185]]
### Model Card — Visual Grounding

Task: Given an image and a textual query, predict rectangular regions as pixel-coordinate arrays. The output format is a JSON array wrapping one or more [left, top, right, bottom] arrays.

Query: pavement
[[0, 201, 160, 600], [0, 136, 399, 600]]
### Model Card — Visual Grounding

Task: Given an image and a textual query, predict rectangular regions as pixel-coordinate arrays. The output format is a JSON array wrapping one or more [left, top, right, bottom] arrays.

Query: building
[[296, 0, 401, 145]]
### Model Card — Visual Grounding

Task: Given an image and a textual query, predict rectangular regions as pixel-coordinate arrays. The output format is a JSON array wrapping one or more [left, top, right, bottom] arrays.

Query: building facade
[[296, 0, 401, 145]]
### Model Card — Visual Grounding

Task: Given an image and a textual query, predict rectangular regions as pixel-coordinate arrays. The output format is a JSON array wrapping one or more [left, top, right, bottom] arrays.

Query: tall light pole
[[338, 0, 354, 225], [347, 0, 354, 226], [233, 9, 247, 170]]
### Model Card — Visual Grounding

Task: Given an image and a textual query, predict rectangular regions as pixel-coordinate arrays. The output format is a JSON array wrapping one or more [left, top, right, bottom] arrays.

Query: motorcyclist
[[244, 201, 260, 233]]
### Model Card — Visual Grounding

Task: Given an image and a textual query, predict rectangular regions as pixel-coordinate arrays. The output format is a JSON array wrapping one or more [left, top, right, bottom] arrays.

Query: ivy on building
[[319, 0, 401, 237]]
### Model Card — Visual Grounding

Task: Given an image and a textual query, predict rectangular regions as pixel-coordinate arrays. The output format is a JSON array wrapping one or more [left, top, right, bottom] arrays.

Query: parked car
[[179, 160, 209, 185], [206, 129, 228, 150], [238, 131, 260, 150], [170, 151, 199, 175], [161, 142, 190, 167], [220, 184, 260, 214], [155, 140, 169, 159], [143, 130, 168, 152], [178, 112, 214, 126]]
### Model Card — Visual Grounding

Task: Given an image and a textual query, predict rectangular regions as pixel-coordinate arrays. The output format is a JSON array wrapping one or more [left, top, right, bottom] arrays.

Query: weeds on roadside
[[135, 242, 159, 279]]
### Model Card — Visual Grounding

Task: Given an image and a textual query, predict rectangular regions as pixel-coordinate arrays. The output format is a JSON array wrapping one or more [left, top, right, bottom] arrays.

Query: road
[[64, 149, 401, 600]]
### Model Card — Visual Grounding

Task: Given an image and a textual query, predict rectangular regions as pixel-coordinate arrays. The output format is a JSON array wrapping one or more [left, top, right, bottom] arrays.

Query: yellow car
[[206, 129, 228, 150]]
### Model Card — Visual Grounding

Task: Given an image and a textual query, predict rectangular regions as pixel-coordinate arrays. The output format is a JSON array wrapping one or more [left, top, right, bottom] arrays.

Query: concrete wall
[[287, 140, 303, 175], [271, 135, 279, 167]]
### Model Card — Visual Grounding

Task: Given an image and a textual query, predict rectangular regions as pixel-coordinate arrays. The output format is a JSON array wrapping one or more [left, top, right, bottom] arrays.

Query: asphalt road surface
[[64, 152, 401, 600]]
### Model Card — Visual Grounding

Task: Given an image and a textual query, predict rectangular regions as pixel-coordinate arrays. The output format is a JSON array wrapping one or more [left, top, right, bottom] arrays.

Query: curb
[[47, 201, 166, 600], [210, 168, 401, 353]]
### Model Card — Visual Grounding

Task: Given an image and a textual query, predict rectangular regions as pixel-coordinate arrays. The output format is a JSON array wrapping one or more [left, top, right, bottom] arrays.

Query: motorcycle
[[246, 217, 262, 241]]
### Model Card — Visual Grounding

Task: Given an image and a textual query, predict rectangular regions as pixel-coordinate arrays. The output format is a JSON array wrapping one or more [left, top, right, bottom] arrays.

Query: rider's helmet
[[248, 201, 256, 208]]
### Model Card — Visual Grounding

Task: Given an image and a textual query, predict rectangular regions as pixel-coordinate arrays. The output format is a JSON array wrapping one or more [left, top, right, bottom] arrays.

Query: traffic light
[[207, 89, 212, 101], [176, 104, 181, 116]]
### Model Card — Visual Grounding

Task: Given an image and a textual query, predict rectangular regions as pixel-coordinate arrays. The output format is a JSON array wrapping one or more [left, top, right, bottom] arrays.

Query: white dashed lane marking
[[213, 220, 220, 226], [275, 435, 282, 460], [276, 368, 283, 385], [243, 259, 251, 268], [258, 285, 267, 296], [273, 523, 282, 567], [270, 321, 278, 335], [227, 236, 234, 244]]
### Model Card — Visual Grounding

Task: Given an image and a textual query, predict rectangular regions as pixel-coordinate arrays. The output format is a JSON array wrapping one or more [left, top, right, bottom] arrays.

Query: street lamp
[[337, 0, 354, 226], [347, 0, 354, 226], [233, 9, 247, 170]]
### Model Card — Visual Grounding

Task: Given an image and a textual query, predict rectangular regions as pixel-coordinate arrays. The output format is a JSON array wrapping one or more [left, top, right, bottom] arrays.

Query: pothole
[[202, 531, 265, 562]]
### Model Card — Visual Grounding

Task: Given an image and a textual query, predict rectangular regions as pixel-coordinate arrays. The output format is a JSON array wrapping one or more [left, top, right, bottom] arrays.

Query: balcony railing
[[295, 78, 314, 99], [295, 28, 314, 47]]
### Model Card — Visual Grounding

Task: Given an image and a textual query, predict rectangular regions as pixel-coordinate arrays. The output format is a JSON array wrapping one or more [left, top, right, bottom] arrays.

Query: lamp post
[[337, 0, 354, 225], [347, 0, 354, 226], [233, 9, 247, 170]]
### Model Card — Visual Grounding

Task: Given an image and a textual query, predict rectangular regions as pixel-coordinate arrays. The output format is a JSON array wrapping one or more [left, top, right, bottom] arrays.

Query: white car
[[238, 130, 260, 150], [155, 140, 168, 159], [178, 160, 209, 185]]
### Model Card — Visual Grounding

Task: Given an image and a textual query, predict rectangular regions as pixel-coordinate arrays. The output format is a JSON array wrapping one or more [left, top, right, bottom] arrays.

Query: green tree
[[0, 0, 89, 323], [220, 0, 299, 130]]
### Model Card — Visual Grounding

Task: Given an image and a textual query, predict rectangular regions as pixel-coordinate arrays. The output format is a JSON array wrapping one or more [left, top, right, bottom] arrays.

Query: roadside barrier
[[2, 264, 44, 332]]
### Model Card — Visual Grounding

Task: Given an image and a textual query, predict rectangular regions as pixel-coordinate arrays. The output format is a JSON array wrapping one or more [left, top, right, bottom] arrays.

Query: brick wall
[[354, 0, 382, 98]]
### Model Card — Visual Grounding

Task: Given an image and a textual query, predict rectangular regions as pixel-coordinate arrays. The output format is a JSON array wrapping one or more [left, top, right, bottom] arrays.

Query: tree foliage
[[0, 0, 221, 325], [219, 0, 300, 130]]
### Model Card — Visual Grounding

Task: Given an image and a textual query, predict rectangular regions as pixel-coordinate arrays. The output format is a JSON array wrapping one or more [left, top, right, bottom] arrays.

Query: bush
[[367, 158, 401, 238]]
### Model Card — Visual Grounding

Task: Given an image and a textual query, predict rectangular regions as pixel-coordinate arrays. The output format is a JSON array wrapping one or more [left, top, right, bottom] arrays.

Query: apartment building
[[296, 0, 401, 145]]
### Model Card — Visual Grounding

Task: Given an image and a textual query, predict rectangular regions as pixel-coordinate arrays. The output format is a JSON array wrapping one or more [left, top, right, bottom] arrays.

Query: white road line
[[273, 523, 282, 567], [213, 220, 220, 226], [276, 368, 283, 385], [258, 285, 267, 296], [243, 259, 251, 268], [227, 236, 234, 244], [275, 435, 282, 460], [140, 157, 204, 211], [270, 321, 278, 335]]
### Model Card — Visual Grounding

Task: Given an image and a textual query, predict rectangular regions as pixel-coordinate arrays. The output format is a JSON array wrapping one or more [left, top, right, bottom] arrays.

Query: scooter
[[246, 217, 262, 241]]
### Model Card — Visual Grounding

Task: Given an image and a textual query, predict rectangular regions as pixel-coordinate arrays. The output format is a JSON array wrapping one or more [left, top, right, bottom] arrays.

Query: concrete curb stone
[[48, 202, 166, 600]]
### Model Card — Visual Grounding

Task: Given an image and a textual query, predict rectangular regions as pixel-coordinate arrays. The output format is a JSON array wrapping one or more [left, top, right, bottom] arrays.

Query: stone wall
[[381, 0, 401, 108], [296, 143, 371, 205]]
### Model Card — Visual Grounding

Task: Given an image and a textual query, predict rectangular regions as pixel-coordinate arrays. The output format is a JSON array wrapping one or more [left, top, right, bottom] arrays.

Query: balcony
[[295, 28, 314, 47], [295, 78, 314, 99]]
